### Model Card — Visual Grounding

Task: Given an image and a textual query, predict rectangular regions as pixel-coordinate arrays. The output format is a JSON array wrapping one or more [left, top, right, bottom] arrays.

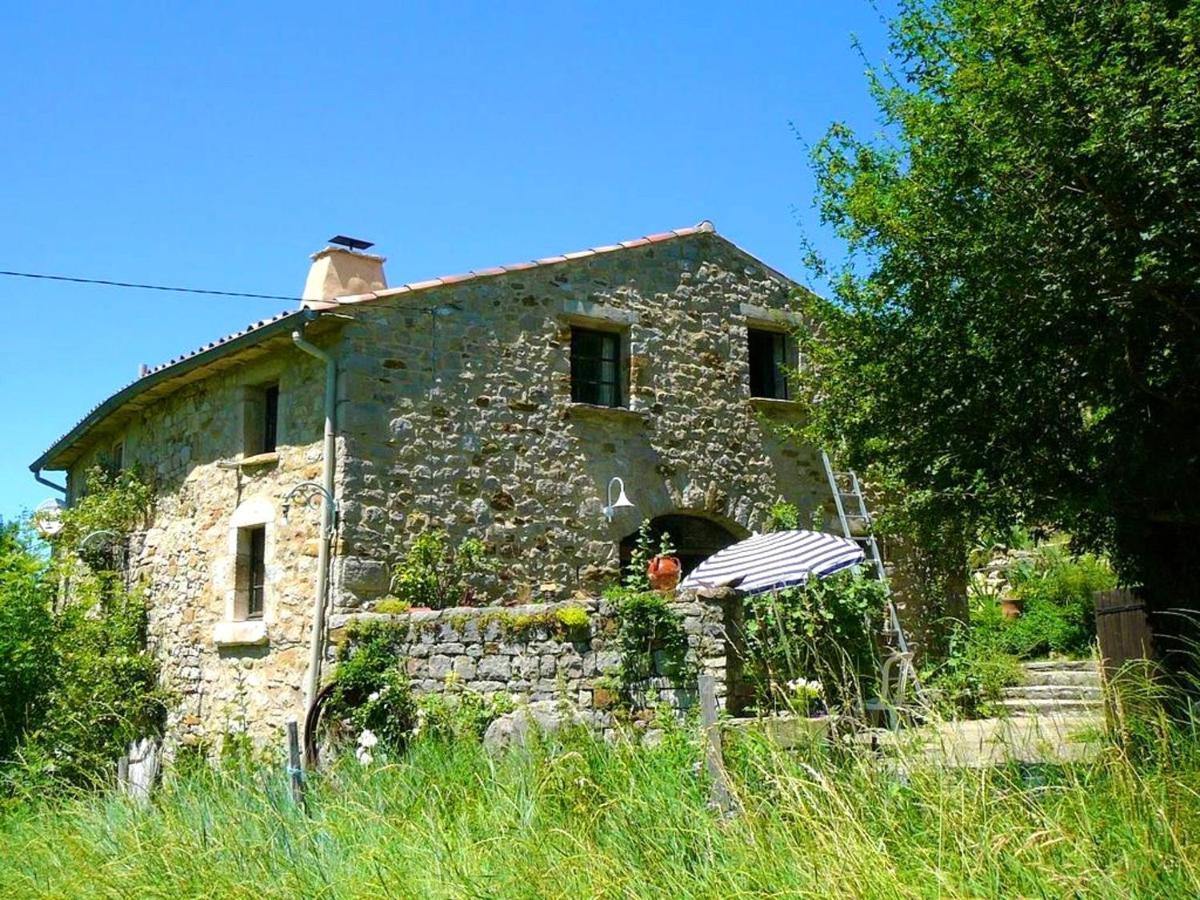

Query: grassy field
[[2, 713, 1199, 899]]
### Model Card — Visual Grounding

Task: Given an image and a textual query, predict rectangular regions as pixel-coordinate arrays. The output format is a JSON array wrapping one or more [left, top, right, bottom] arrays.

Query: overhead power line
[[0, 268, 303, 302]]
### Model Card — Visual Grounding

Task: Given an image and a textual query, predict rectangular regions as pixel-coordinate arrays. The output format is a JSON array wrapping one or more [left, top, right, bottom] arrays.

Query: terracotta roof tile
[[324, 220, 719, 308], [34, 221, 747, 471], [143, 309, 298, 376]]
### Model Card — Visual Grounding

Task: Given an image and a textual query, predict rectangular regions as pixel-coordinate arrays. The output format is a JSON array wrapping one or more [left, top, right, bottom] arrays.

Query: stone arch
[[619, 511, 748, 578]]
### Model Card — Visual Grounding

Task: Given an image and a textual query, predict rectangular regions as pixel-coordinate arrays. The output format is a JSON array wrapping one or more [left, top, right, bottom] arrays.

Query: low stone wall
[[326, 590, 735, 725]]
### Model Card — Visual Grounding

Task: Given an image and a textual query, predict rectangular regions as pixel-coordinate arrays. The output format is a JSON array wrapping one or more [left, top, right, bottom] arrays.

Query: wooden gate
[[1094, 588, 1155, 678]]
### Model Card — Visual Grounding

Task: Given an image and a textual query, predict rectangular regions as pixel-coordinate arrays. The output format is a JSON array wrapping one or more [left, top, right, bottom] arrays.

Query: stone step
[[1020, 669, 1101, 687], [998, 697, 1102, 716], [1003, 684, 1103, 701], [1021, 659, 1097, 672]]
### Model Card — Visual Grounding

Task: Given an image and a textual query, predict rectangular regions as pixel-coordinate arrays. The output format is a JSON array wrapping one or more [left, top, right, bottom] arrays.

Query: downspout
[[33, 468, 66, 494], [292, 324, 337, 720]]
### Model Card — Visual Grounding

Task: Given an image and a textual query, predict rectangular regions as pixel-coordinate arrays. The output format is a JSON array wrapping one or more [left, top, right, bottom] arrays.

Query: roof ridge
[[306, 220, 718, 310], [35, 219, 797, 474]]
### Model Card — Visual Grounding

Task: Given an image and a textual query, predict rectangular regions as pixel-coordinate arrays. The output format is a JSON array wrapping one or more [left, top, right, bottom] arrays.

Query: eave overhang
[[30, 308, 329, 473]]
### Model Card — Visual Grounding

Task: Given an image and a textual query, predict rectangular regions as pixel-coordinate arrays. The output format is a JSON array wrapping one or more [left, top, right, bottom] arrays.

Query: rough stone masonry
[[39, 224, 829, 750], [328, 589, 734, 736]]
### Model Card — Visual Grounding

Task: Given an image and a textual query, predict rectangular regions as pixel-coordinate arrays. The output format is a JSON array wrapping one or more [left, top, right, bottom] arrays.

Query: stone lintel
[[561, 298, 639, 326], [739, 302, 803, 327]]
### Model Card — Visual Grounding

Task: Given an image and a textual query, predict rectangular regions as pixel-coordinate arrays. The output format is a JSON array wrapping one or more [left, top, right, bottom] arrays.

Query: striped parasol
[[678, 529, 865, 595]]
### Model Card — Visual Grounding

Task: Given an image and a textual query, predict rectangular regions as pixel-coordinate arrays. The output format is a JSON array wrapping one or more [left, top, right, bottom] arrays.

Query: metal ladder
[[820, 450, 926, 724]]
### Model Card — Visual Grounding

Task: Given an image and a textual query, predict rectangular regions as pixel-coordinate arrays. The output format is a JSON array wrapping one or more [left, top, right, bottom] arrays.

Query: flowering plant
[[787, 678, 827, 716]]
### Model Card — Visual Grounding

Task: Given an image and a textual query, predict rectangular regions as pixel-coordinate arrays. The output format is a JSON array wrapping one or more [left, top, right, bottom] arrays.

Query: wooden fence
[[1094, 587, 1155, 678]]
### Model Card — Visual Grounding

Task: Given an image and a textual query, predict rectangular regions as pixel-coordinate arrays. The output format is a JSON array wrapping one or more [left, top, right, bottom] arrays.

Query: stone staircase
[[999, 659, 1103, 716]]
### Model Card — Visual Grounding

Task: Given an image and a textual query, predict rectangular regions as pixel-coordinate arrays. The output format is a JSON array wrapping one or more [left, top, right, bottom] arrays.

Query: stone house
[[30, 222, 828, 746]]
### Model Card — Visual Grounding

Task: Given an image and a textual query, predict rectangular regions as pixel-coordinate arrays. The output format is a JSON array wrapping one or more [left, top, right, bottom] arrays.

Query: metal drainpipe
[[33, 469, 67, 494], [292, 326, 337, 721]]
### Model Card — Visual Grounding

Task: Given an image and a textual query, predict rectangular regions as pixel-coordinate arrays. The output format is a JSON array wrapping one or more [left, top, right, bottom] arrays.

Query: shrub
[[603, 586, 692, 697], [390, 531, 493, 610], [13, 586, 167, 790], [923, 614, 1022, 718], [413, 688, 514, 743], [741, 572, 889, 712], [554, 604, 590, 633], [0, 522, 56, 761], [975, 545, 1116, 659], [326, 620, 415, 754], [2, 477, 167, 794], [373, 596, 411, 615], [765, 502, 801, 532], [56, 466, 153, 571]]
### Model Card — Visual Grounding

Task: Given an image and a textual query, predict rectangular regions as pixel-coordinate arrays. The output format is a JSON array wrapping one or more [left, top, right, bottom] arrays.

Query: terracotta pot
[[999, 595, 1024, 620], [647, 555, 682, 592]]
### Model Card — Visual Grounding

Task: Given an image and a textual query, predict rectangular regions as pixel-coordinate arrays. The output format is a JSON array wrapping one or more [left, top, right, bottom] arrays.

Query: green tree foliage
[[0, 522, 55, 761], [16, 587, 167, 789], [57, 466, 153, 571], [801, 1, 1200, 655], [1, 468, 166, 793]]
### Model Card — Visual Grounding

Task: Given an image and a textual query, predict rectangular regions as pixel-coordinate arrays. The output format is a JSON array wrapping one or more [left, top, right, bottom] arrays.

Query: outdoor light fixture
[[602, 476, 634, 521], [281, 481, 339, 536]]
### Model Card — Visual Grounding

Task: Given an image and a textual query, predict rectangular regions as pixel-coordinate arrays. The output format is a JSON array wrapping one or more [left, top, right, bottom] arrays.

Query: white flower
[[787, 678, 824, 696], [356, 746, 373, 766], [367, 691, 380, 703], [358, 728, 379, 749]]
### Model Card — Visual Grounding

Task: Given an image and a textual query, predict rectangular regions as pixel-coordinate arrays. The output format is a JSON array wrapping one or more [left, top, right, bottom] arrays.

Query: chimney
[[302, 235, 387, 306]]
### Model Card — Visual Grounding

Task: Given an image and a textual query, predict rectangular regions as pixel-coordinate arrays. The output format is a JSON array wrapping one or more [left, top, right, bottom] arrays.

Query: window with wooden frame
[[748, 328, 790, 400], [236, 525, 267, 620], [242, 382, 280, 456], [570, 326, 626, 407]]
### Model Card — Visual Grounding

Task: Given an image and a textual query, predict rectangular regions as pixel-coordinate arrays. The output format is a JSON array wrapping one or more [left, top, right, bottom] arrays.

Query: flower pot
[[647, 555, 681, 592], [999, 595, 1024, 619]]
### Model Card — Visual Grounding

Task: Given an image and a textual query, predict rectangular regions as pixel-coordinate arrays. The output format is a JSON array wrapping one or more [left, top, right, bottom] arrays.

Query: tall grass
[[2, 709, 1199, 899]]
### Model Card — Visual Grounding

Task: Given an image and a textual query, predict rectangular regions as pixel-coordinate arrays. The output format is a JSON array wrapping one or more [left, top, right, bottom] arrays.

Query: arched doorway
[[619, 514, 744, 579]]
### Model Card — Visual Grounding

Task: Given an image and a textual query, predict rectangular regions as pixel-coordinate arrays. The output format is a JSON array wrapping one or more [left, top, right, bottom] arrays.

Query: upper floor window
[[262, 384, 279, 453], [108, 441, 125, 474], [571, 327, 626, 407], [242, 382, 280, 456], [748, 328, 790, 400]]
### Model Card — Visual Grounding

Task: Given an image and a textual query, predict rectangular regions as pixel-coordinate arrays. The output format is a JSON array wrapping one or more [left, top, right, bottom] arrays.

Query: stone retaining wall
[[327, 590, 736, 725]]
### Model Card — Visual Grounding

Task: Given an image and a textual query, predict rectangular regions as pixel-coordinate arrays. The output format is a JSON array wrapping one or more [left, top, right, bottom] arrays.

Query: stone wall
[[67, 349, 333, 753], [332, 231, 828, 610], [327, 590, 735, 727]]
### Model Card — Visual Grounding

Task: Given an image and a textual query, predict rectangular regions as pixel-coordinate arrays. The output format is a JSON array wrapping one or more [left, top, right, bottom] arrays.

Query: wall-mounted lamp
[[602, 476, 634, 521], [282, 481, 339, 537]]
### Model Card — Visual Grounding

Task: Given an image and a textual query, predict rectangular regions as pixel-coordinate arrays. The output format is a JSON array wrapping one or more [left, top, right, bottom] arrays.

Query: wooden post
[[699, 674, 736, 815], [126, 737, 159, 806], [286, 719, 304, 807]]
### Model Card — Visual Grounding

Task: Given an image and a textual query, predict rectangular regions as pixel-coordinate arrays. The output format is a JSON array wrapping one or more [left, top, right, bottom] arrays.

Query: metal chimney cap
[[328, 235, 374, 252]]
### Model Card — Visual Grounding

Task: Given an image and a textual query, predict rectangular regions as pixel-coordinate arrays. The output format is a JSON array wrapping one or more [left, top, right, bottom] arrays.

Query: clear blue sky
[[0, 2, 892, 520]]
